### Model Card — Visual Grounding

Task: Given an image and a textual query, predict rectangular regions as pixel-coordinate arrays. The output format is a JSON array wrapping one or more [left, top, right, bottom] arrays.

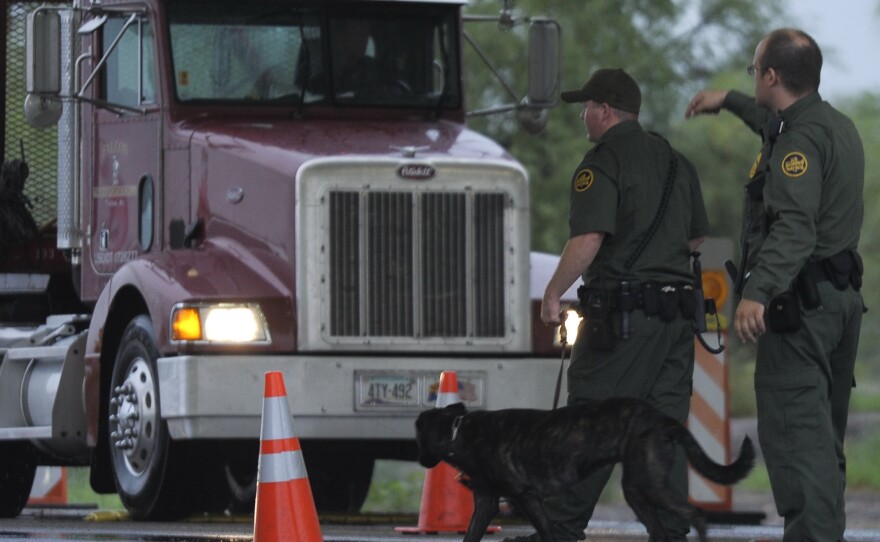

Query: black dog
[[415, 398, 754, 542]]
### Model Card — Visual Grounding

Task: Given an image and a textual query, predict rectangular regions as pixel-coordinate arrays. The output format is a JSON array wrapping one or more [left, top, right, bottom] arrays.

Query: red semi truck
[[0, 0, 562, 520]]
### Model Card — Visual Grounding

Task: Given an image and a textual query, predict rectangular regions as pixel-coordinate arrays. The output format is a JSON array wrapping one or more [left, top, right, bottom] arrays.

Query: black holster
[[797, 250, 864, 310], [767, 290, 801, 333], [850, 251, 864, 290], [824, 250, 863, 291], [578, 287, 616, 351], [658, 286, 679, 321], [642, 281, 660, 316], [825, 252, 851, 290], [678, 285, 697, 320], [796, 268, 821, 310]]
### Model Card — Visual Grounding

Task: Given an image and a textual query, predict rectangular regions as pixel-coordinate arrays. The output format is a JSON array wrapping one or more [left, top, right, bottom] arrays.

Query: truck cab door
[[84, 14, 159, 297]]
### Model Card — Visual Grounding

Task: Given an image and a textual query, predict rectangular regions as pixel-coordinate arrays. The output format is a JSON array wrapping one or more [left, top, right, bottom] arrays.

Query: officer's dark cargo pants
[[756, 282, 863, 542], [542, 311, 695, 542]]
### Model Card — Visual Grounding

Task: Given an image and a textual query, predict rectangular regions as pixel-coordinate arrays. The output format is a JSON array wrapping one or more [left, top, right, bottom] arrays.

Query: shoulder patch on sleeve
[[781, 151, 808, 178], [574, 169, 595, 192], [749, 151, 762, 179]]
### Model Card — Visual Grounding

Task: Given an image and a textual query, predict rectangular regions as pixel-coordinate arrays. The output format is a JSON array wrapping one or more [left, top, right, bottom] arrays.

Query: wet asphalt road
[[4, 507, 880, 542]]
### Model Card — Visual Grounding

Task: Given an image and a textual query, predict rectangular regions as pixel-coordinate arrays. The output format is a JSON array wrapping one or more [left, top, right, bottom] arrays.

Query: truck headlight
[[555, 308, 582, 348], [171, 303, 270, 343]]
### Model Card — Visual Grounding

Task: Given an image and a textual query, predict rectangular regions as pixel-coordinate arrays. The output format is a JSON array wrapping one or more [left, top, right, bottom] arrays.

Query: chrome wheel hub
[[109, 358, 157, 476]]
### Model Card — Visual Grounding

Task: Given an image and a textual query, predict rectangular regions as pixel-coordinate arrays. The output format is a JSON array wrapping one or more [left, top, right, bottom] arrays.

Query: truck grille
[[328, 191, 505, 338], [296, 159, 530, 352]]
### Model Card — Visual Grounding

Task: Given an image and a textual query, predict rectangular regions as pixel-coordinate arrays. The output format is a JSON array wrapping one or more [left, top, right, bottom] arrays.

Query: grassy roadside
[[740, 429, 880, 492], [65, 468, 122, 509], [728, 350, 880, 417]]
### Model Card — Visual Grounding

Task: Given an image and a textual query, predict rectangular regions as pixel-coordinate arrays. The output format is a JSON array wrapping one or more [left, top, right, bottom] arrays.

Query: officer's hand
[[541, 295, 563, 326], [685, 90, 729, 119], [734, 298, 766, 343]]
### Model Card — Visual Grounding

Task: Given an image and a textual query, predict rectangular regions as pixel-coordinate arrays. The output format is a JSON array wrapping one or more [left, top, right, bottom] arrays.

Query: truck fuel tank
[[0, 318, 89, 461]]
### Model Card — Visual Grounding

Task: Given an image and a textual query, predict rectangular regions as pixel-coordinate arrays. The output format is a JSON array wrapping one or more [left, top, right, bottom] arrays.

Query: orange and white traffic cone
[[253, 371, 323, 542], [28, 467, 68, 506], [396, 371, 501, 535], [433, 370, 462, 408]]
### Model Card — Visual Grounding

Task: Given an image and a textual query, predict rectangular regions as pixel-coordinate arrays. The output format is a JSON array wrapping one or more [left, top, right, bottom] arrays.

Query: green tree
[[840, 93, 880, 378], [461, 0, 783, 253], [672, 70, 761, 255]]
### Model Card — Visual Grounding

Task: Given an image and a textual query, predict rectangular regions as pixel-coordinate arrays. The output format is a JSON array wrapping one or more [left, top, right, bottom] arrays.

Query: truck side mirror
[[24, 8, 63, 128], [516, 18, 559, 135], [526, 18, 560, 108], [26, 8, 61, 95]]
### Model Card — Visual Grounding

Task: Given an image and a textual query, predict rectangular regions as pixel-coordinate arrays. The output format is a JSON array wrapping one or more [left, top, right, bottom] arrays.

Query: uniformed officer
[[686, 28, 865, 542], [517, 68, 708, 542]]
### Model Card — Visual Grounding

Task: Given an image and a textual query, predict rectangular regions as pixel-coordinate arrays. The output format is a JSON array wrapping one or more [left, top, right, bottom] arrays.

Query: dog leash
[[443, 415, 465, 462], [552, 322, 569, 410], [451, 415, 464, 442]]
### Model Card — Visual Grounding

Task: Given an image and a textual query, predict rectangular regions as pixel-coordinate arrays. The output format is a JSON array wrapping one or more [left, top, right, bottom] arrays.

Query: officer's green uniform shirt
[[568, 120, 708, 285], [722, 91, 864, 304]]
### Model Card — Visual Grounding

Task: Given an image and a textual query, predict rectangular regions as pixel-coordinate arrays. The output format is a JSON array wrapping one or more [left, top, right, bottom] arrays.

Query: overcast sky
[[789, 0, 880, 99]]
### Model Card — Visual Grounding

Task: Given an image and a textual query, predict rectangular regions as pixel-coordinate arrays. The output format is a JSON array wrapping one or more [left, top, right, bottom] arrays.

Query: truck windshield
[[168, 2, 461, 109]]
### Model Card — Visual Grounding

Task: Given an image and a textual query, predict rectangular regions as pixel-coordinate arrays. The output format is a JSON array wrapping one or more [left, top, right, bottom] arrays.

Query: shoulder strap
[[623, 137, 678, 271]]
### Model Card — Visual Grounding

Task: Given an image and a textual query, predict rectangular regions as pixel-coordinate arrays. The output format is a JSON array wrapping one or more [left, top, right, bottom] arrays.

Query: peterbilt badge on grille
[[397, 164, 435, 180]]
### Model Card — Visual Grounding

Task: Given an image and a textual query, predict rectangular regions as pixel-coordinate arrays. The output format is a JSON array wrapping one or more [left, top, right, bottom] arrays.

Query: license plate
[[355, 370, 485, 410], [356, 372, 420, 408]]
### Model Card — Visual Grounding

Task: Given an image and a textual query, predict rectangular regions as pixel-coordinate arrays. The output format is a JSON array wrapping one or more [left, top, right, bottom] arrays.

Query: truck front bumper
[[157, 354, 564, 440]]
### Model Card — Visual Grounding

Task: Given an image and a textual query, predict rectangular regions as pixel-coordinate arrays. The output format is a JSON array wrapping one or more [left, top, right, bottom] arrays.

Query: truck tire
[[0, 442, 36, 518], [108, 315, 188, 520]]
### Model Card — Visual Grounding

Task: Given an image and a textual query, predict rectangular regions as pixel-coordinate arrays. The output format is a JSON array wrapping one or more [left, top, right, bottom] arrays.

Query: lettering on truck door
[[87, 14, 159, 294]]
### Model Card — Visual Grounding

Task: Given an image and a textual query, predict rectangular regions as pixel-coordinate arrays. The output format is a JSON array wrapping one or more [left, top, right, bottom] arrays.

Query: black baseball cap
[[560, 68, 641, 114]]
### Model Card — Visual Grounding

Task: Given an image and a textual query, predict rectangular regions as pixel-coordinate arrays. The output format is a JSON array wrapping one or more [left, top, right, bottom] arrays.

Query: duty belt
[[577, 281, 697, 322]]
